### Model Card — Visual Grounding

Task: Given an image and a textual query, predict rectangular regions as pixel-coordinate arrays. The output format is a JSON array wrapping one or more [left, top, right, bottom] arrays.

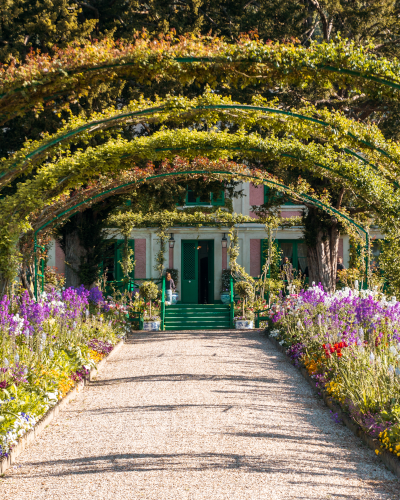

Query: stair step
[[165, 313, 230, 317], [163, 304, 231, 330], [165, 326, 231, 330]]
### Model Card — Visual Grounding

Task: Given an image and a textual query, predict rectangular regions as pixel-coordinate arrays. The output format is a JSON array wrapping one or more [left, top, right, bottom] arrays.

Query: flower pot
[[143, 320, 161, 331], [220, 292, 231, 304], [171, 292, 179, 305], [235, 320, 254, 330]]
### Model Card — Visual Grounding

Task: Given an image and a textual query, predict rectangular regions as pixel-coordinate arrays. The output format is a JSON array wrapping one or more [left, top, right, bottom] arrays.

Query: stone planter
[[171, 292, 179, 305], [143, 320, 161, 331], [235, 320, 254, 330], [220, 292, 231, 304]]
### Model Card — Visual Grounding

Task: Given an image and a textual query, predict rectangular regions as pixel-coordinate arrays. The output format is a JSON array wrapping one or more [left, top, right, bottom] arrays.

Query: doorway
[[181, 240, 214, 304]]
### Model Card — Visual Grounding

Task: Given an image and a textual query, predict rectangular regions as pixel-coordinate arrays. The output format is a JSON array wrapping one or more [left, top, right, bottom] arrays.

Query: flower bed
[[267, 284, 400, 462], [0, 286, 128, 460]]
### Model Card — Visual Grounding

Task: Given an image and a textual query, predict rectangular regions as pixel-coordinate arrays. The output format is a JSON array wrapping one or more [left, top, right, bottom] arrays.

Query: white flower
[[358, 328, 364, 341], [388, 365, 395, 375], [49, 349, 54, 359], [72, 321, 77, 329], [41, 333, 46, 341], [14, 353, 19, 363], [3, 358, 9, 368], [85, 309, 89, 317], [369, 352, 375, 363], [24, 329, 30, 339], [389, 346, 397, 356]]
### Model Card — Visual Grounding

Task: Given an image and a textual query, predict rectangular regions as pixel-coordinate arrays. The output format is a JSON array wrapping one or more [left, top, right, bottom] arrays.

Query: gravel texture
[[2, 330, 399, 499]]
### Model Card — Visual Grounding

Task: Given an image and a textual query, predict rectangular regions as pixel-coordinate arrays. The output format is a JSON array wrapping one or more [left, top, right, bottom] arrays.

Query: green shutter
[[181, 240, 198, 303], [115, 239, 135, 282]]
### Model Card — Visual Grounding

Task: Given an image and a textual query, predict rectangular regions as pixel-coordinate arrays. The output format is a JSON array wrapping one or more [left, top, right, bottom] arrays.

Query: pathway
[[1, 330, 399, 499]]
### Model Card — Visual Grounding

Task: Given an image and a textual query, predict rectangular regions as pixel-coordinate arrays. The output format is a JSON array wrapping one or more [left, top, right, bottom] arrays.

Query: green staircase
[[164, 304, 231, 330]]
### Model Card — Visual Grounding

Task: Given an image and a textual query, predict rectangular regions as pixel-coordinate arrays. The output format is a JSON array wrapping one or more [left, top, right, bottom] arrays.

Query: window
[[264, 186, 295, 205], [261, 239, 308, 274], [185, 189, 225, 206], [371, 240, 382, 270], [101, 240, 135, 283]]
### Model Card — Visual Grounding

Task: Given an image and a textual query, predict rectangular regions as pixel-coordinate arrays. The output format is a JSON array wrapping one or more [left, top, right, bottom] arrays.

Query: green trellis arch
[[2, 101, 399, 189], [33, 170, 369, 298]]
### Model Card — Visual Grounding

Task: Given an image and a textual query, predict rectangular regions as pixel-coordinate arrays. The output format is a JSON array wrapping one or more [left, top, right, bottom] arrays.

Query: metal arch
[[33, 169, 369, 298], [3, 56, 400, 101], [1, 104, 397, 188]]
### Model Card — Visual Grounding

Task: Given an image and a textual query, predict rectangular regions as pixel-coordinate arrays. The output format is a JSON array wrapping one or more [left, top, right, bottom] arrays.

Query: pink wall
[[280, 210, 302, 218], [55, 241, 65, 275], [338, 239, 343, 259], [249, 183, 264, 218], [250, 239, 261, 276], [135, 239, 146, 278], [222, 247, 227, 269]]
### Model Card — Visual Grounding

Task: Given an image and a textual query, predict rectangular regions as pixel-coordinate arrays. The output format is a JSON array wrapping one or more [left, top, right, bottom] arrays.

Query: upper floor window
[[264, 186, 295, 206], [185, 189, 225, 206]]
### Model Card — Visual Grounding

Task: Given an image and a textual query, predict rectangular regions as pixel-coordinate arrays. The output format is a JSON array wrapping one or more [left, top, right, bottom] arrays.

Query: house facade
[[47, 182, 383, 303]]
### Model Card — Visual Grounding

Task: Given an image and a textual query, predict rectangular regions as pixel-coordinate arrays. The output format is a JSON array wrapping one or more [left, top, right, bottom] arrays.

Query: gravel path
[[2, 330, 399, 499]]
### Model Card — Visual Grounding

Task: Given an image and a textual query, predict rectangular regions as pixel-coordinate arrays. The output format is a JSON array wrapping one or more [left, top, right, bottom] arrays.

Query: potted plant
[[234, 312, 255, 329], [234, 281, 255, 329], [220, 269, 232, 304], [139, 281, 161, 331]]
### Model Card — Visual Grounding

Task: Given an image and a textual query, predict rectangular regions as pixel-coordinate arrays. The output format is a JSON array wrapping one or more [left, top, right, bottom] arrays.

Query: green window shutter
[[129, 239, 135, 280], [211, 190, 225, 206], [115, 239, 135, 282], [264, 186, 295, 205]]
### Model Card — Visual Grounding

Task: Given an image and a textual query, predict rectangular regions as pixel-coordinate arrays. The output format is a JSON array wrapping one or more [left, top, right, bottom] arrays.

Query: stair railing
[[229, 275, 235, 328], [161, 275, 166, 331]]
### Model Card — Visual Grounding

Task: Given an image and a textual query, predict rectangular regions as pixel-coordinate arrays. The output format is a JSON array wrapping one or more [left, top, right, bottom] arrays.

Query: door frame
[[181, 239, 215, 304]]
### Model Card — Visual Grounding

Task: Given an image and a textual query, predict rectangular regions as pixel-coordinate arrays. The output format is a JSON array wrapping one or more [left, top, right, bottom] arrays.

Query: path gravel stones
[[2, 330, 399, 499]]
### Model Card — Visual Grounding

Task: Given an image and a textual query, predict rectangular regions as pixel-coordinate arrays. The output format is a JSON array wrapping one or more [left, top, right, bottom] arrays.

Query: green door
[[207, 240, 214, 304], [181, 240, 198, 303]]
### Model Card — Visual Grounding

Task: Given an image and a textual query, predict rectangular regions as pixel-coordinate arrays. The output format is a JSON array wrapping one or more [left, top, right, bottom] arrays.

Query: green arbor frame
[[2, 103, 397, 187], [1, 41, 396, 299], [33, 171, 369, 298]]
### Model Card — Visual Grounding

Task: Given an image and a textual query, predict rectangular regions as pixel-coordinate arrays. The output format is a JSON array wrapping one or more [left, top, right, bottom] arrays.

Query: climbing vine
[[2, 36, 400, 125], [1, 36, 400, 293]]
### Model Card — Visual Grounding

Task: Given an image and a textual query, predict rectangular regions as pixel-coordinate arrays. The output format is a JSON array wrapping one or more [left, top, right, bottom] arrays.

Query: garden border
[[0, 338, 124, 476], [265, 333, 400, 479]]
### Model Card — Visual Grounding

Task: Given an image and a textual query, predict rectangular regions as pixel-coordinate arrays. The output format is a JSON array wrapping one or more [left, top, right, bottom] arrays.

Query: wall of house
[[48, 181, 375, 296]]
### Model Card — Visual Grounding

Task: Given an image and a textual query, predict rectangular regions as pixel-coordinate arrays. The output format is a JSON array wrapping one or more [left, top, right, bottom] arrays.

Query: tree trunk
[[307, 223, 340, 293], [64, 229, 86, 288]]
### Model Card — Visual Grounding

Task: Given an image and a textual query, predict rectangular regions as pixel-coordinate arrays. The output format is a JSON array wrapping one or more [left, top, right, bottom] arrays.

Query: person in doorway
[[280, 256, 293, 282], [336, 257, 346, 284], [337, 257, 345, 272], [165, 272, 176, 304]]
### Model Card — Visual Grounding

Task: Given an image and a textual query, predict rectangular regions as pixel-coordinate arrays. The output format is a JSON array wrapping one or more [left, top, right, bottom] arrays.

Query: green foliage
[[139, 280, 159, 317], [221, 268, 233, 293], [139, 281, 159, 301], [3, 37, 400, 126], [2, 36, 400, 294], [234, 280, 255, 317]]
